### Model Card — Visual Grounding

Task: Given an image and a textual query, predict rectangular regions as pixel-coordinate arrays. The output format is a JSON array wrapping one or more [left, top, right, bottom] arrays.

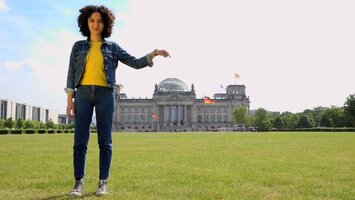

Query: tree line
[[234, 94, 355, 131], [0, 118, 75, 130]]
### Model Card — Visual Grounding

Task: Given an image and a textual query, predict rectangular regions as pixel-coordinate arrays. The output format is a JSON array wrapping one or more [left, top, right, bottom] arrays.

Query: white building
[[0, 99, 58, 123]]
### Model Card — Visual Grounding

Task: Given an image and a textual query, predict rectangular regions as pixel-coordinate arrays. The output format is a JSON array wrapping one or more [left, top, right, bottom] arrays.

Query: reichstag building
[[113, 78, 250, 132]]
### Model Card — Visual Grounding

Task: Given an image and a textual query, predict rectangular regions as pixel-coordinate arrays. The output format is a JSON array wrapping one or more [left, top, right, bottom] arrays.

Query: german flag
[[151, 112, 159, 119], [203, 97, 216, 104]]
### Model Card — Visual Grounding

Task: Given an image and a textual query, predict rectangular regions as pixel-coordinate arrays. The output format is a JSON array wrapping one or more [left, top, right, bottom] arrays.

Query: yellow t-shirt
[[79, 42, 108, 87]]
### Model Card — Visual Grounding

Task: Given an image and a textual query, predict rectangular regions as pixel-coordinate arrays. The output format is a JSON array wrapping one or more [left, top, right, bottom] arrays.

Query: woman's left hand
[[151, 49, 171, 58]]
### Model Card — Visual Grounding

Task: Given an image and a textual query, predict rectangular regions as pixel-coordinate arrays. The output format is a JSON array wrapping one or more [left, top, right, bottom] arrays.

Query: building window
[[204, 115, 209, 123], [15, 103, 26, 120], [45, 109, 49, 122], [210, 115, 215, 123], [223, 115, 228, 123], [0, 100, 7, 120], [127, 115, 132, 123], [164, 106, 170, 123], [217, 115, 222, 123], [32, 107, 40, 121], [178, 106, 184, 125], [197, 115, 202, 123], [121, 115, 126, 124], [171, 106, 177, 125]]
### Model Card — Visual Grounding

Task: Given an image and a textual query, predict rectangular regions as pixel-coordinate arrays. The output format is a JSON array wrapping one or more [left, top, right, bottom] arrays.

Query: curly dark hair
[[77, 5, 115, 38]]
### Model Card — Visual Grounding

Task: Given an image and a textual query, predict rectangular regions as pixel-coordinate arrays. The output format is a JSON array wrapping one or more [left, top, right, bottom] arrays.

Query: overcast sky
[[0, 0, 354, 114]]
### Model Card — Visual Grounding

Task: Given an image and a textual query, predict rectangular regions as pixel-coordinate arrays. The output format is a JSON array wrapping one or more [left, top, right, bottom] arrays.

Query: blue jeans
[[73, 85, 115, 180]]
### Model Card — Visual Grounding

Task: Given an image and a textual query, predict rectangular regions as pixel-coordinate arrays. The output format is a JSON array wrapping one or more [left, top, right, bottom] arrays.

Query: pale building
[[113, 78, 250, 132], [0, 99, 58, 123]]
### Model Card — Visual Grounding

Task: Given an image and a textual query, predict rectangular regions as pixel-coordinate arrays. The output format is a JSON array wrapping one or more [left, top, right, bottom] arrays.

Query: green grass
[[0, 132, 354, 200]]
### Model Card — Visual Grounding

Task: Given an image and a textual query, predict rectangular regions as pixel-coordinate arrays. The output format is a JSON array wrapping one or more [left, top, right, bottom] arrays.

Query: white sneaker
[[95, 179, 108, 196], [69, 179, 84, 196]]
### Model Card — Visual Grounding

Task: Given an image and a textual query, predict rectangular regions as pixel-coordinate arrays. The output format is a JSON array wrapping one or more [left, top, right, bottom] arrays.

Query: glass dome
[[157, 78, 189, 92]]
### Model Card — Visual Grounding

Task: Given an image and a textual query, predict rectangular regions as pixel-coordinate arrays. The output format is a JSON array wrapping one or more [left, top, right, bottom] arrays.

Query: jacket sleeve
[[116, 44, 153, 69], [64, 43, 77, 95]]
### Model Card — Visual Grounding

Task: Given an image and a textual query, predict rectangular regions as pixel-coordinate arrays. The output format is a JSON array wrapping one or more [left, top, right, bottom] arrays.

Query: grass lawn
[[0, 132, 354, 200]]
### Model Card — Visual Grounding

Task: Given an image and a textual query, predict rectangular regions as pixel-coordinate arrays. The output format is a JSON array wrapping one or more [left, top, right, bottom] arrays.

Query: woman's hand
[[150, 49, 171, 58], [66, 95, 75, 118]]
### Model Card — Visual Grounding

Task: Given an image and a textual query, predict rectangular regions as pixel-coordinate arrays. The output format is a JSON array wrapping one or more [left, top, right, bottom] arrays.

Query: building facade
[[113, 78, 250, 132], [0, 99, 58, 123]]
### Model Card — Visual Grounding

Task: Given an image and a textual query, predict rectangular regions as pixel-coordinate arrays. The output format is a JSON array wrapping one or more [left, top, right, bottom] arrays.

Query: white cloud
[[0, 76, 6, 83], [0, 30, 81, 112], [1, 60, 31, 70], [0, 0, 9, 12], [27, 30, 80, 90]]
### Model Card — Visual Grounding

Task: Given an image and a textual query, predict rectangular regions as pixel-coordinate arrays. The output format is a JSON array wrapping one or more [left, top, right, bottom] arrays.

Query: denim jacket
[[64, 39, 153, 95]]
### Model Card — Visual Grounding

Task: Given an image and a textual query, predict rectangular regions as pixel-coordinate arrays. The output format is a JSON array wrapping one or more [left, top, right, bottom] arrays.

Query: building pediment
[[154, 93, 195, 103]]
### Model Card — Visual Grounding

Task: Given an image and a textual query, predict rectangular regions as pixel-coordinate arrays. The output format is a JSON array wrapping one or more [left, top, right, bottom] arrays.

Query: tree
[[297, 114, 314, 128], [310, 106, 328, 127], [319, 106, 345, 127], [344, 94, 355, 127], [16, 118, 25, 129], [281, 113, 299, 129], [57, 123, 66, 130], [4, 117, 15, 129], [233, 106, 248, 127], [253, 108, 271, 131], [39, 122, 46, 129], [45, 119, 56, 129], [24, 120, 36, 129], [272, 116, 284, 129], [0, 119, 4, 128]]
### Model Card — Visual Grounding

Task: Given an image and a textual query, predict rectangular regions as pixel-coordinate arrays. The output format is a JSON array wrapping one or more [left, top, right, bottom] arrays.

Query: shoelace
[[97, 181, 107, 192], [73, 181, 83, 192]]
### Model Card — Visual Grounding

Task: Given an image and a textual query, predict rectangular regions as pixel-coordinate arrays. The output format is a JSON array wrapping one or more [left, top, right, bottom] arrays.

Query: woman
[[65, 5, 170, 196]]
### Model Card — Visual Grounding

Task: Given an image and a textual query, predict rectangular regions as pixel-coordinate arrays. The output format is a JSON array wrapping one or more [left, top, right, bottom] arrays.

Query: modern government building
[[0, 99, 58, 123], [113, 78, 250, 132]]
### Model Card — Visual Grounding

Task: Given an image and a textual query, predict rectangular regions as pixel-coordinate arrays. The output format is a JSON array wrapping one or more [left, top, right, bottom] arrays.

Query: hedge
[[277, 127, 355, 132], [11, 129, 23, 134], [47, 129, 56, 134], [24, 129, 37, 134], [0, 129, 9, 134], [37, 129, 47, 134]]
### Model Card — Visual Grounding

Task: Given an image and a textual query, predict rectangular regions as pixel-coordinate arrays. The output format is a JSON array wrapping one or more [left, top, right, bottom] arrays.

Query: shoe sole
[[69, 192, 82, 196], [95, 192, 108, 196]]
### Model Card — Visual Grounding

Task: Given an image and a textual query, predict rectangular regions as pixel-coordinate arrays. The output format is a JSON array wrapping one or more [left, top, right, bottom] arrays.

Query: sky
[[0, 0, 354, 114]]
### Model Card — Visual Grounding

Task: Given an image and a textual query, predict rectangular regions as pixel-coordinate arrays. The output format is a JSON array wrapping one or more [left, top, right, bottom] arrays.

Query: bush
[[11, 129, 23, 134], [37, 129, 47, 134], [47, 129, 56, 134], [56, 130, 63, 134], [0, 129, 9, 134], [24, 129, 37, 134], [334, 127, 355, 132]]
